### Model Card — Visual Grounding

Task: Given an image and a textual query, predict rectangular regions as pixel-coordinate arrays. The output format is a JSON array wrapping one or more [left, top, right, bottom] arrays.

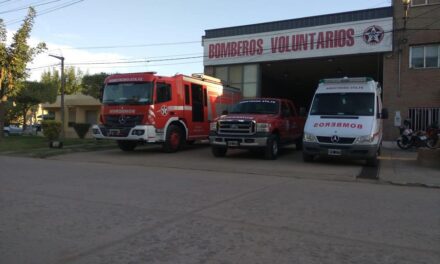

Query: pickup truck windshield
[[230, 100, 279, 114], [310, 93, 374, 116], [103, 82, 153, 105]]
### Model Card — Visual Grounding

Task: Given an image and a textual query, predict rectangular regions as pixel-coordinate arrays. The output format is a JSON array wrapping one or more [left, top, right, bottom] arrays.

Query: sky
[[1, 0, 392, 81]]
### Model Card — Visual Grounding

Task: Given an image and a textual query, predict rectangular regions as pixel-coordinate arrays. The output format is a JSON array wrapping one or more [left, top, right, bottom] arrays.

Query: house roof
[[43, 93, 101, 108]]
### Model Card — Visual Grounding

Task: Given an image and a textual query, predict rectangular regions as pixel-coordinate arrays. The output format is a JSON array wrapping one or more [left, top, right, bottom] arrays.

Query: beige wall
[[44, 95, 101, 138]]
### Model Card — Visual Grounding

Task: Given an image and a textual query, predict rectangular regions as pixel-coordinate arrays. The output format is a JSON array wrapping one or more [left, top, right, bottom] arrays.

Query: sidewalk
[[379, 142, 440, 188]]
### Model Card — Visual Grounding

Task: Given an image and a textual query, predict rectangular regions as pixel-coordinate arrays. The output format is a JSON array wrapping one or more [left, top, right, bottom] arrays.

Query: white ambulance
[[302, 77, 388, 166]]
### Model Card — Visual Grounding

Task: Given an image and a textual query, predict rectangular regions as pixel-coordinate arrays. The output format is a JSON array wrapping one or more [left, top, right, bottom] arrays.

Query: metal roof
[[204, 7, 392, 39]]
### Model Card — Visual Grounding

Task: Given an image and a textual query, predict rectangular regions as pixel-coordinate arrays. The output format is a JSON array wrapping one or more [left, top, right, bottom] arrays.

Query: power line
[[5, 0, 84, 26], [0, 0, 61, 15], [54, 40, 201, 50]]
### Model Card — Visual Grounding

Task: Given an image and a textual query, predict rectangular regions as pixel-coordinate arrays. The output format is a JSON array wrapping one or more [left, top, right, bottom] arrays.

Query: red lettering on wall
[[325, 31, 334, 48], [257, 39, 263, 55], [309, 33, 316, 50], [346, 28, 354, 46], [338, 30, 346, 47], [317, 32, 325, 49]]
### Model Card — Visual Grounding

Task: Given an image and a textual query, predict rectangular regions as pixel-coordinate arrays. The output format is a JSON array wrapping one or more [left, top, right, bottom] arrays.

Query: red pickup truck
[[209, 98, 305, 159]]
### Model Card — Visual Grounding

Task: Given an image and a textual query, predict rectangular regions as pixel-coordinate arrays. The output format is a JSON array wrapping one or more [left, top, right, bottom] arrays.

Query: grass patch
[[0, 135, 116, 158]]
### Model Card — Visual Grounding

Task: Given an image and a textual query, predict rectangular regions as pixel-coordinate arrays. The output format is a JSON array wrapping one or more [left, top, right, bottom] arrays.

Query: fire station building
[[202, 0, 440, 140]]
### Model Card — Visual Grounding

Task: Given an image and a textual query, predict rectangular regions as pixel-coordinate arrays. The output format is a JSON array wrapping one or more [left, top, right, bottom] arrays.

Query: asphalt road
[[1, 146, 439, 264]]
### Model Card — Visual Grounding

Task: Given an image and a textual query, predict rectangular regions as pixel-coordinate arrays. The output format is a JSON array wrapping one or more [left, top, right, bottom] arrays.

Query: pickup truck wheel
[[264, 135, 279, 160], [117, 140, 137, 151], [4, 131, 9, 137], [163, 124, 183, 153], [212, 146, 227, 157], [302, 152, 314, 162]]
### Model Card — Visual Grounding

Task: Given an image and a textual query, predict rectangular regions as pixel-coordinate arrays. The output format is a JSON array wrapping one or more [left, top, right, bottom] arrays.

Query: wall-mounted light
[[402, 0, 411, 28]]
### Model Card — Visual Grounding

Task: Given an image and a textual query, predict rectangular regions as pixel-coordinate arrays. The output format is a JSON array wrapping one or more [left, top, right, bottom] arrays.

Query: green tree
[[82, 72, 108, 99], [0, 7, 46, 138], [14, 81, 57, 128], [3, 100, 22, 125], [41, 66, 83, 95]]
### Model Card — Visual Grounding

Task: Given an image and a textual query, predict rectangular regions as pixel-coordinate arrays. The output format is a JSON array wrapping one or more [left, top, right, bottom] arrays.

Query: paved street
[[1, 146, 439, 264]]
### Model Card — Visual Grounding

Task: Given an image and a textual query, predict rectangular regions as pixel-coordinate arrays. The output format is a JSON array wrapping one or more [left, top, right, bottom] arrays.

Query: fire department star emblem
[[363, 25, 384, 45], [160, 105, 168, 116]]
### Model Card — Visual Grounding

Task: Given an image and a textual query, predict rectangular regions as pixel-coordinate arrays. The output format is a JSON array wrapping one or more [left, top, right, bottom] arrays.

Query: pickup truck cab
[[302, 77, 388, 166], [209, 98, 305, 159]]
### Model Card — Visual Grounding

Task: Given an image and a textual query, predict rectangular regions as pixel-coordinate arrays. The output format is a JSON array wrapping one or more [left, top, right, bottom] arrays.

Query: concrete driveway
[[50, 142, 365, 182]]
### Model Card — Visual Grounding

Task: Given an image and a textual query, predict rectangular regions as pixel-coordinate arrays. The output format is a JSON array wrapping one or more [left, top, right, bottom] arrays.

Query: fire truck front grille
[[317, 136, 356, 144], [104, 115, 143, 128], [218, 120, 255, 135]]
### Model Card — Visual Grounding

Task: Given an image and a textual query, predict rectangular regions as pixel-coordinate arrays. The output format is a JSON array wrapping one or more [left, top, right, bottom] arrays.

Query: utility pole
[[49, 54, 65, 140]]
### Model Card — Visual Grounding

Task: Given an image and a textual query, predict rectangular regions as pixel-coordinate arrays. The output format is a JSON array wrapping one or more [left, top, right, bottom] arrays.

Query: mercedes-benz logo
[[118, 115, 127, 125], [331, 135, 340, 143]]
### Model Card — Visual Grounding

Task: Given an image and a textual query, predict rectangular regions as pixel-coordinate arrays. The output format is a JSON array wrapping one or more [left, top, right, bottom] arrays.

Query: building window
[[411, 0, 440, 6], [410, 44, 440, 68], [243, 64, 258, 98], [408, 107, 440, 131], [214, 66, 228, 83], [229, 65, 243, 90], [213, 64, 260, 97]]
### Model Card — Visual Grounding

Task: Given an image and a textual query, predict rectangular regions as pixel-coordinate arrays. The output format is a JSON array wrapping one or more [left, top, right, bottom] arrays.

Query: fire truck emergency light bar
[[191, 73, 222, 83], [320, 77, 373, 83]]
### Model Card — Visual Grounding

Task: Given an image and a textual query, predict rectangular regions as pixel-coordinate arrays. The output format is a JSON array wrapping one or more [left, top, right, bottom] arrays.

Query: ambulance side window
[[156, 82, 171, 103]]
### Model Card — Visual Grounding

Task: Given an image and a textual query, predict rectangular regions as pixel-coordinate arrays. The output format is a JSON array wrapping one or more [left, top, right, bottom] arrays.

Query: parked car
[[3, 124, 23, 136]]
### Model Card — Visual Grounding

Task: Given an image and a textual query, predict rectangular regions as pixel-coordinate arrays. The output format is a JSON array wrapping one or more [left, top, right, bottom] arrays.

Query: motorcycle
[[396, 120, 432, 149], [426, 123, 439, 149]]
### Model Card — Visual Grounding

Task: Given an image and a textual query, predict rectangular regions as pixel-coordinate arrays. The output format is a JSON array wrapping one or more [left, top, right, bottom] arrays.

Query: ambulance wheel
[[212, 146, 227, 157], [163, 124, 183, 153], [264, 135, 279, 160], [366, 154, 379, 167], [117, 140, 137, 151], [187, 140, 195, 145], [302, 152, 314, 162]]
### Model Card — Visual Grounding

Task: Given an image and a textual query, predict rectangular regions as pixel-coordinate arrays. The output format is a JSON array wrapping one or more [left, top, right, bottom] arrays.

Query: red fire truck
[[92, 72, 241, 152]]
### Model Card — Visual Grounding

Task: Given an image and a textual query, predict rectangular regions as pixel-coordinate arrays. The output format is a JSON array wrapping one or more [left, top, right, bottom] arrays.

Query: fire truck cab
[[92, 72, 240, 152]]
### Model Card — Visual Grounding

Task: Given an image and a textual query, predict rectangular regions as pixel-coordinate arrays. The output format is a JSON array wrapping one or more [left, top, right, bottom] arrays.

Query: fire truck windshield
[[103, 82, 153, 105], [230, 100, 280, 115], [310, 93, 374, 116]]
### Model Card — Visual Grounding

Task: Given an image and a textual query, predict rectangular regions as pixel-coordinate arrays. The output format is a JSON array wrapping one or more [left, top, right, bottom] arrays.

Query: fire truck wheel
[[212, 146, 227, 157], [264, 135, 279, 160], [163, 124, 183, 153], [117, 140, 137, 151]]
